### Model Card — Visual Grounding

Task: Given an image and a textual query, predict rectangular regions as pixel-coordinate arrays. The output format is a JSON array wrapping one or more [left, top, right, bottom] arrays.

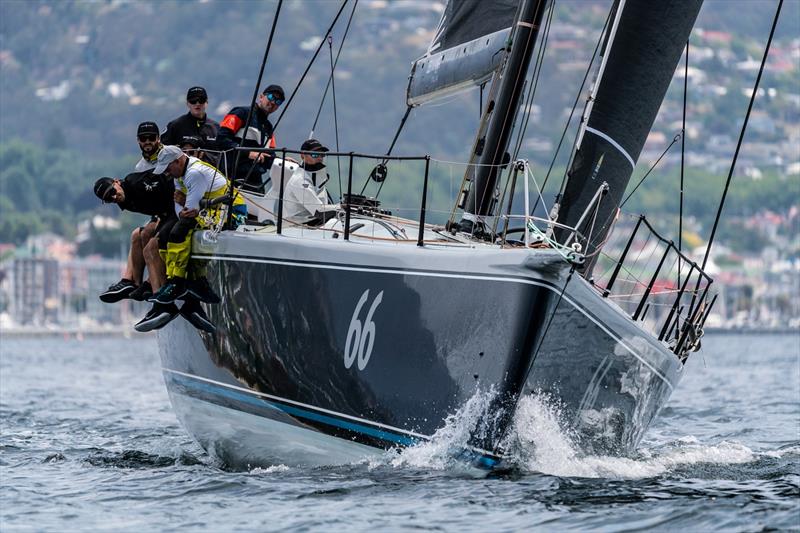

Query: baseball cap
[[94, 177, 115, 202], [153, 145, 185, 174], [186, 86, 208, 102], [137, 121, 160, 137], [262, 84, 285, 100], [301, 138, 329, 153]]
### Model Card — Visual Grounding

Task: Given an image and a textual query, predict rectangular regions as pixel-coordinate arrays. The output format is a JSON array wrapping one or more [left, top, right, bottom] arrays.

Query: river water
[[1, 332, 798, 531]]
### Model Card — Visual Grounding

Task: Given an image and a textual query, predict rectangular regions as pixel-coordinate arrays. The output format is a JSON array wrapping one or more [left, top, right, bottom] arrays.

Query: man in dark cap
[[279, 138, 338, 225], [134, 121, 163, 171], [93, 169, 176, 325], [161, 87, 219, 161], [216, 84, 284, 193]]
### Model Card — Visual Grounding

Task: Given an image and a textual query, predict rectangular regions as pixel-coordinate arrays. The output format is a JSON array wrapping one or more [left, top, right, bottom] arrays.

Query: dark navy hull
[[158, 229, 682, 468]]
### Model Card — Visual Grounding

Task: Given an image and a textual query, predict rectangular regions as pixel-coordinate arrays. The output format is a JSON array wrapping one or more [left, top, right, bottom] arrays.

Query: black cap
[[179, 135, 203, 148], [186, 86, 207, 102], [262, 84, 285, 99], [137, 121, 159, 137], [94, 177, 115, 202], [301, 138, 329, 152]]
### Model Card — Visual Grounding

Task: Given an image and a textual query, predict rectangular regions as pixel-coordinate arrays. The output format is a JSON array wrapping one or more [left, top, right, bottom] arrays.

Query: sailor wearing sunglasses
[[161, 86, 220, 156], [217, 84, 285, 194]]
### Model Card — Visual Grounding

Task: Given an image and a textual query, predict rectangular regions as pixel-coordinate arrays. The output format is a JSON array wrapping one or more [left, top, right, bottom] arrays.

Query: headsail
[[407, 0, 520, 107], [553, 0, 704, 272]]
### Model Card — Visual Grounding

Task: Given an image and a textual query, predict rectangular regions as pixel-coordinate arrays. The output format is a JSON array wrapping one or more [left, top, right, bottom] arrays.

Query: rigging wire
[[227, 0, 283, 219], [368, 105, 413, 197], [531, 6, 613, 216], [702, 0, 782, 270], [309, 0, 359, 136], [620, 132, 681, 208], [510, 0, 555, 163], [329, 36, 343, 196], [272, 0, 350, 135], [679, 39, 689, 287]]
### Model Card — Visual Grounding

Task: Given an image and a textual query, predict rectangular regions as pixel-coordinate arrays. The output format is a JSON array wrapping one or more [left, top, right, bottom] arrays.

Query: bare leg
[[138, 221, 158, 284], [143, 237, 166, 291], [124, 227, 143, 284]]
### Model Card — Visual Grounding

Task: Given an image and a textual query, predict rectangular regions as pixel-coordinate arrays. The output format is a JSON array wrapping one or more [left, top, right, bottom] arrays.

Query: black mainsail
[[553, 0, 704, 270], [407, 0, 519, 106]]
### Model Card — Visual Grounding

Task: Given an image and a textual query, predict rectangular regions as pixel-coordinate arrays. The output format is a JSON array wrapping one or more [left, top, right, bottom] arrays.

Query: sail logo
[[344, 289, 384, 371]]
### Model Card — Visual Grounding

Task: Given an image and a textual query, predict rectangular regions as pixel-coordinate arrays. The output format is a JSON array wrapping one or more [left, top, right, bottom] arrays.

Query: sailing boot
[[148, 278, 187, 305], [134, 302, 179, 332], [186, 277, 221, 304], [99, 278, 137, 303], [128, 280, 153, 302], [180, 296, 216, 333]]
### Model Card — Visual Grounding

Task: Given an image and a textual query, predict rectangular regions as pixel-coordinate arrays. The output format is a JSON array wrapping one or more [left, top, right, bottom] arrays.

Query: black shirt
[[118, 170, 175, 219], [161, 112, 220, 149]]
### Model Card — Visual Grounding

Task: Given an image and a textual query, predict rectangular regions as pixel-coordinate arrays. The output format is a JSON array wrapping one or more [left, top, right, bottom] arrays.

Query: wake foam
[[386, 391, 761, 479]]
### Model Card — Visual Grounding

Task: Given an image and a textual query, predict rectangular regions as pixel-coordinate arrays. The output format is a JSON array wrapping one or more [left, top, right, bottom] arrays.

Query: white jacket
[[265, 160, 335, 224]]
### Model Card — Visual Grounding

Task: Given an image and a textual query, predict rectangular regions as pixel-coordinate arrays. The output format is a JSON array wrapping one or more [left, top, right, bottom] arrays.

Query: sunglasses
[[103, 188, 118, 202], [310, 153, 325, 159], [265, 93, 284, 105], [138, 134, 158, 142], [187, 98, 207, 105]]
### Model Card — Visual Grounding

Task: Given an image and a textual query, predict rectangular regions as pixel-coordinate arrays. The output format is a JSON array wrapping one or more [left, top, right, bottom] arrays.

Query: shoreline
[[1, 327, 153, 338], [1, 326, 796, 338]]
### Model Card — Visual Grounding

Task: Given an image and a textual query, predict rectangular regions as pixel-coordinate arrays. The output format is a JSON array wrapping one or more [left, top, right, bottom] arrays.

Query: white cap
[[153, 145, 184, 174]]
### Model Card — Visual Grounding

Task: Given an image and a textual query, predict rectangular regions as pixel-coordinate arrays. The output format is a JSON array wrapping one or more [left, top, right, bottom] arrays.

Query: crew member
[[134, 121, 163, 171], [161, 86, 220, 163], [148, 146, 248, 333], [93, 170, 176, 332], [216, 84, 284, 193], [281, 139, 338, 225]]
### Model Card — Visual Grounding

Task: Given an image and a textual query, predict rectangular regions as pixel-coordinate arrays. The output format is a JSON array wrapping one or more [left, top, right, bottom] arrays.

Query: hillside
[[0, 0, 798, 250]]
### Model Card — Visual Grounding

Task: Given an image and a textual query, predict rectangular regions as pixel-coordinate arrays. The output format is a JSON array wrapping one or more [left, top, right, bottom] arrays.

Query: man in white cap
[[137, 145, 247, 333]]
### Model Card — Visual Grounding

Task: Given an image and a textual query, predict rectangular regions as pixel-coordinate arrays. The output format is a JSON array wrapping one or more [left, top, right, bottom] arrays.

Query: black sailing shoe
[[186, 277, 221, 304], [129, 280, 153, 302], [148, 279, 187, 305], [180, 297, 216, 333], [99, 278, 137, 303], [134, 302, 179, 332]]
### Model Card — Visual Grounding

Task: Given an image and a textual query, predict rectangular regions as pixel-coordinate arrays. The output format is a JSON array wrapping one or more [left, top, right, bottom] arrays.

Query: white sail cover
[[407, 0, 520, 106]]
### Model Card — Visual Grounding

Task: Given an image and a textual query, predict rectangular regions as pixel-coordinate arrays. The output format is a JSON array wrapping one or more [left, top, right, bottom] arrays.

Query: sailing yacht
[[158, 0, 722, 468]]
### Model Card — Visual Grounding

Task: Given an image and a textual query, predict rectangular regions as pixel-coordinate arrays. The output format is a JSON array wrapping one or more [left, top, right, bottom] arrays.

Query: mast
[[459, 0, 549, 234], [553, 0, 704, 273]]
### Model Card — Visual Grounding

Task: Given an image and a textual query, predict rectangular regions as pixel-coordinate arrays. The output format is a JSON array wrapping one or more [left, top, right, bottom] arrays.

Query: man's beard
[[141, 144, 158, 158], [303, 161, 326, 172]]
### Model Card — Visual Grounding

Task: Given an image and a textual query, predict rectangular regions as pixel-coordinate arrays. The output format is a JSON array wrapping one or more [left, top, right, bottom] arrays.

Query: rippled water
[[1, 332, 798, 531]]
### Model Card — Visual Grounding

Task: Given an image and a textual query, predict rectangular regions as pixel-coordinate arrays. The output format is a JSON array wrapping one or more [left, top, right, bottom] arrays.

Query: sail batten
[[407, 0, 520, 106]]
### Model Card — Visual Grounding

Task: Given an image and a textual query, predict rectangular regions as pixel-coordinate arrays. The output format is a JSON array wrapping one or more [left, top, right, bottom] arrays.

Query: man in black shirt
[[161, 87, 219, 150], [94, 170, 177, 329]]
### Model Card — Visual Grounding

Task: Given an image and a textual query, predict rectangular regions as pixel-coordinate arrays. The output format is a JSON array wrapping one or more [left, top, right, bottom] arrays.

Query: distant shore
[[1, 326, 153, 338], [1, 326, 796, 339]]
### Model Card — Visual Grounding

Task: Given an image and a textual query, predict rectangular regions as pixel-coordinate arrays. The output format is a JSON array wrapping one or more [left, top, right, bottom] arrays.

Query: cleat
[[180, 297, 216, 333], [148, 279, 187, 305], [186, 277, 221, 304], [129, 280, 153, 302], [134, 302, 179, 332], [99, 279, 137, 303]]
